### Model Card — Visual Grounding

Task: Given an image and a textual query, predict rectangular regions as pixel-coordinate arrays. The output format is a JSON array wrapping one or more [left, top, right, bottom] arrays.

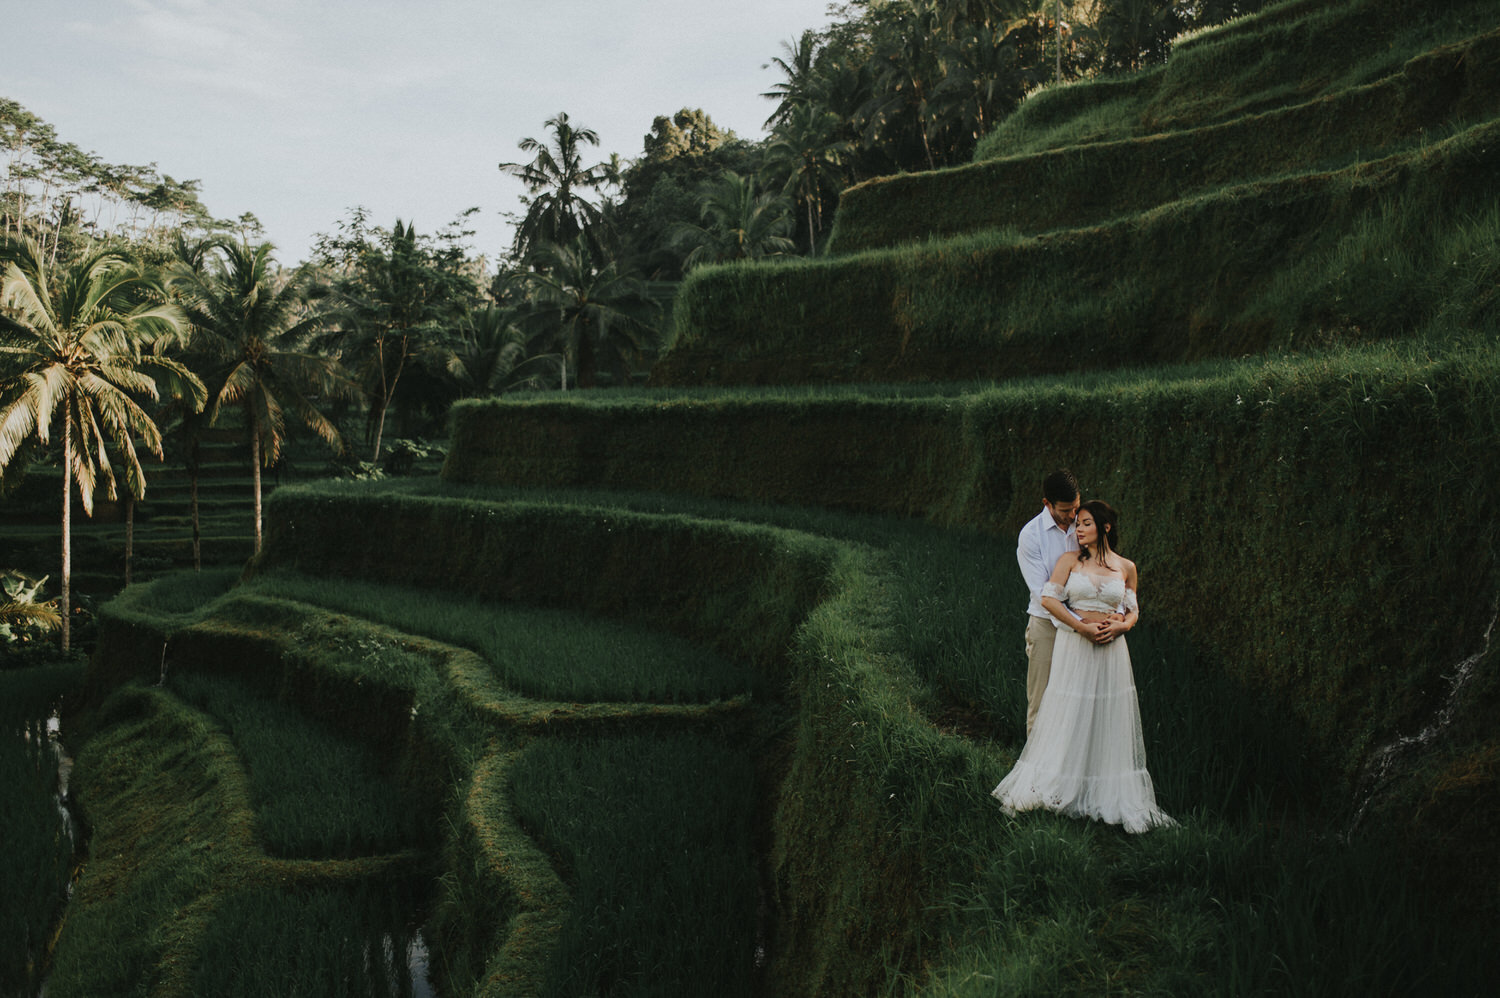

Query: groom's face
[[1045, 497, 1079, 530]]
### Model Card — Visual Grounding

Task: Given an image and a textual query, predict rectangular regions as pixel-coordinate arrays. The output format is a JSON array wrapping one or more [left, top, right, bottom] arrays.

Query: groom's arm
[[1017, 525, 1081, 622], [1016, 524, 1051, 606]]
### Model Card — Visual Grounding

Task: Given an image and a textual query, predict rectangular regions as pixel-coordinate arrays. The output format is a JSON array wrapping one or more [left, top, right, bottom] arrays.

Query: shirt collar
[[1041, 506, 1074, 537]]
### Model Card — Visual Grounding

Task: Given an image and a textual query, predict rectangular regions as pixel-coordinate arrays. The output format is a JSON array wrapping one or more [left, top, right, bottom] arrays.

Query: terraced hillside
[[655, 0, 1498, 385], [59, 0, 1500, 995], [2, 427, 258, 593], [2, 416, 441, 605]]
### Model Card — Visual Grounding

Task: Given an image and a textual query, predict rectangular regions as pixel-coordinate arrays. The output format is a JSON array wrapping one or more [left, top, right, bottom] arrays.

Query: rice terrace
[[3, 0, 1499, 994]]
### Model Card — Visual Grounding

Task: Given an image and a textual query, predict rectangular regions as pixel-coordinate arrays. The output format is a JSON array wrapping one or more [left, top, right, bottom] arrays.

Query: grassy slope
[[654, 0, 1499, 387], [61, 486, 1500, 994], [46, 0, 1500, 993]]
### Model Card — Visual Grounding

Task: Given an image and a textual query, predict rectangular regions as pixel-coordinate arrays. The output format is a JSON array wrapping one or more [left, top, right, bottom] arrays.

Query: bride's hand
[[1094, 618, 1129, 643]]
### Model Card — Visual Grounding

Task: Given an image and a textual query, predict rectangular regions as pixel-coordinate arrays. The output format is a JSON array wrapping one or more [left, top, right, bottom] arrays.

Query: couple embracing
[[991, 469, 1175, 834]]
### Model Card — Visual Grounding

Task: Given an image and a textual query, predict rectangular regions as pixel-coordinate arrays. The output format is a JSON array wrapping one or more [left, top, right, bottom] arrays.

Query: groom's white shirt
[[1017, 505, 1079, 619]]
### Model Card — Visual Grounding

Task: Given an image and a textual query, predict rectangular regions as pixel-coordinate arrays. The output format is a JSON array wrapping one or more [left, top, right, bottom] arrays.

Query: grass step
[[830, 22, 1500, 253], [660, 115, 1500, 387]]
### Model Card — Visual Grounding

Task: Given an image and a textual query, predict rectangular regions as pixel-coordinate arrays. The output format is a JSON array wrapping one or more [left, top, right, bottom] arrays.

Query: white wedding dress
[[991, 570, 1175, 833]]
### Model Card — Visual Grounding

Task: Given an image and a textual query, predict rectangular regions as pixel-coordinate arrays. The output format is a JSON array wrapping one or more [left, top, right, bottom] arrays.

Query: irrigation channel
[[0, 665, 438, 998], [0, 664, 83, 998]]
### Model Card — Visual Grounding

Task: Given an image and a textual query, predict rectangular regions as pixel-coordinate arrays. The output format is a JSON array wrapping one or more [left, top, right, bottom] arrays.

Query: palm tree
[[445, 304, 561, 396], [929, 21, 1028, 154], [862, 0, 948, 171], [0, 237, 201, 652], [164, 235, 216, 571], [499, 112, 616, 261], [170, 240, 348, 554], [516, 239, 658, 390], [761, 30, 824, 128], [765, 104, 855, 255], [672, 172, 798, 271]]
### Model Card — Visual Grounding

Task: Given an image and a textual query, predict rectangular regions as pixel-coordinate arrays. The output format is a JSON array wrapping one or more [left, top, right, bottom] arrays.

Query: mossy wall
[[78, 504, 952, 995], [250, 489, 838, 674], [830, 26, 1500, 254], [441, 395, 975, 519], [447, 346, 1500, 783], [654, 118, 1500, 388]]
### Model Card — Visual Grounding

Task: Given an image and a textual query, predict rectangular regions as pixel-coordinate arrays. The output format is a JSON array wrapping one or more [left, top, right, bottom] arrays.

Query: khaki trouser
[[1024, 614, 1059, 737]]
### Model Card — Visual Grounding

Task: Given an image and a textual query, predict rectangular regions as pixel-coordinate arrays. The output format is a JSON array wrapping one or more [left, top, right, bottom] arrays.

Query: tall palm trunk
[[249, 402, 263, 555], [124, 495, 135, 585], [190, 444, 201, 572], [60, 401, 72, 655]]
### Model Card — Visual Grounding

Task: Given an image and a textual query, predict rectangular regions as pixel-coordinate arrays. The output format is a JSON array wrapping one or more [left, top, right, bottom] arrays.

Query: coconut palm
[[0, 237, 201, 652], [516, 238, 658, 390], [499, 112, 616, 262], [170, 239, 349, 554], [765, 104, 855, 255], [672, 172, 798, 271], [862, 0, 948, 171], [446, 304, 561, 396], [761, 30, 825, 128], [163, 235, 217, 571]]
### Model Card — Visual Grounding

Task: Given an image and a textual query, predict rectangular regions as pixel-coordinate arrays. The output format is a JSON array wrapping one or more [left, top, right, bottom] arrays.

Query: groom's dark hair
[[1042, 469, 1080, 504]]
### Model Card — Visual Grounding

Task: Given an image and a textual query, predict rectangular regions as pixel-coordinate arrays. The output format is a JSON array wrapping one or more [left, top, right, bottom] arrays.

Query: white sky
[[4, 0, 837, 267]]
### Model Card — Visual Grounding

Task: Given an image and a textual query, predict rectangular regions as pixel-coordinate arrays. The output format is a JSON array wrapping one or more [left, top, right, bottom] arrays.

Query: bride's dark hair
[[1077, 500, 1120, 564]]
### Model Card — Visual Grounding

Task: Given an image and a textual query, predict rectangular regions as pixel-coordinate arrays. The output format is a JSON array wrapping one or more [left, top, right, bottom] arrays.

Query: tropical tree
[[672, 172, 798, 271], [761, 30, 826, 128], [0, 237, 202, 652], [499, 112, 616, 262], [445, 304, 561, 397], [316, 218, 476, 461], [765, 104, 855, 255], [861, 0, 948, 171], [170, 239, 348, 554], [163, 235, 216, 570], [608, 109, 761, 281], [1, 568, 61, 644], [515, 238, 658, 390]]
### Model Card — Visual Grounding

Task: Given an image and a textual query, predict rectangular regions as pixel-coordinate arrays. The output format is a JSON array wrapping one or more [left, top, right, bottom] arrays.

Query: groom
[[1015, 468, 1081, 736]]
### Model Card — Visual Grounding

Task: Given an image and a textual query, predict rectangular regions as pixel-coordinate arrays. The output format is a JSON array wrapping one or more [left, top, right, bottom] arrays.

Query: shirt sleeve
[[1016, 521, 1052, 605]]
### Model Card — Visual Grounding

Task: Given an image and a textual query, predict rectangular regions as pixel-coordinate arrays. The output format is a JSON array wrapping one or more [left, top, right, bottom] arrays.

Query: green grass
[[666, 113, 1500, 386], [63, 482, 1500, 993], [167, 672, 425, 858], [189, 880, 430, 998], [960, 0, 1497, 184], [240, 569, 758, 704], [507, 731, 761, 998], [910, 808, 1479, 996], [45, 687, 249, 998]]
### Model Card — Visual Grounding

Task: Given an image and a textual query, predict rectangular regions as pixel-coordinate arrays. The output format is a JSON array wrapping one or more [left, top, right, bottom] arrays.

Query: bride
[[991, 500, 1174, 833]]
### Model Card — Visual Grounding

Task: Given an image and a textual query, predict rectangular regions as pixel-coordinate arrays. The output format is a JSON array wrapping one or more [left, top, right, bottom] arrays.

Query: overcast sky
[[5, 0, 837, 267]]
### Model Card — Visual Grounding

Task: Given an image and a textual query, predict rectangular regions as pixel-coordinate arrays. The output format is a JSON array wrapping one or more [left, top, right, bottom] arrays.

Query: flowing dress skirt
[[991, 628, 1174, 833]]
